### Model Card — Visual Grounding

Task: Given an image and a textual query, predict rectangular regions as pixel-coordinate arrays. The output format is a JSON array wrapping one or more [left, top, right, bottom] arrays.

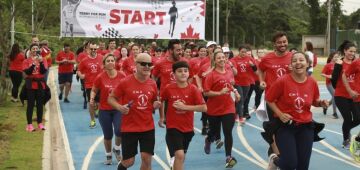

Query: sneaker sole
[[216, 141, 224, 149], [225, 159, 237, 168]]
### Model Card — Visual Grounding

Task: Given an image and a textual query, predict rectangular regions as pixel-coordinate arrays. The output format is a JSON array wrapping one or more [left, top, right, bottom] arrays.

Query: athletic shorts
[[166, 128, 194, 154], [58, 73, 73, 84], [121, 129, 155, 160], [85, 88, 99, 103]]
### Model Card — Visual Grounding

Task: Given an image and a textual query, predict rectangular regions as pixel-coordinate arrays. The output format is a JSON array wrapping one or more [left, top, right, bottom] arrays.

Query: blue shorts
[[98, 109, 122, 140]]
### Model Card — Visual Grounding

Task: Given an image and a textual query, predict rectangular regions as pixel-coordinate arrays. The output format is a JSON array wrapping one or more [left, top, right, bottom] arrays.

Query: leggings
[[275, 124, 314, 170], [243, 84, 254, 114], [206, 113, 235, 156], [335, 96, 360, 141], [235, 85, 250, 117], [98, 110, 122, 140], [9, 70, 23, 99], [326, 84, 337, 113], [254, 81, 264, 108], [26, 89, 44, 124]]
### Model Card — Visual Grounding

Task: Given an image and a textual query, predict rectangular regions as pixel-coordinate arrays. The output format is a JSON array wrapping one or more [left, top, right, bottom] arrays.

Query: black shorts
[[121, 129, 155, 160], [58, 73, 73, 84], [85, 88, 99, 102], [166, 128, 194, 154]]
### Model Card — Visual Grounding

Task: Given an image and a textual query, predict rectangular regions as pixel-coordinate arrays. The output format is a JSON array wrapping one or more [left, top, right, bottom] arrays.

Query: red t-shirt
[[152, 58, 177, 92], [56, 51, 75, 73], [266, 74, 319, 123], [321, 62, 335, 85], [200, 56, 211, 66], [152, 56, 162, 65], [334, 62, 354, 99], [112, 75, 158, 132], [22, 58, 48, 89], [115, 58, 126, 71], [189, 57, 205, 76], [96, 49, 108, 56], [93, 71, 126, 110], [41, 47, 52, 67], [104, 49, 120, 59], [231, 56, 256, 86], [76, 52, 88, 63], [161, 83, 205, 132], [9, 53, 25, 72], [78, 55, 103, 89], [122, 56, 136, 76], [203, 69, 235, 116], [197, 62, 212, 88], [345, 59, 360, 102], [259, 51, 292, 95]]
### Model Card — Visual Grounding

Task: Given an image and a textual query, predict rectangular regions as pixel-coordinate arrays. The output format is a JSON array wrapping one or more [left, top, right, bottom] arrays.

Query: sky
[[319, 0, 360, 15]]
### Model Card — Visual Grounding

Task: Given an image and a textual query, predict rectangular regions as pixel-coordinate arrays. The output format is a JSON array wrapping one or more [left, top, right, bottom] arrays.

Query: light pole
[[326, 0, 331, 56], [216, 0, 219, 44], [32, 0, 34, 34], [11, 2, 15, 46]]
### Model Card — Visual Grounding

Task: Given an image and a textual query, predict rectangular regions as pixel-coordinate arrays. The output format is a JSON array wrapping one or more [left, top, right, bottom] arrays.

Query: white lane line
[[165, 146, 171, 166], [319, 140, 354, 161], [313, 148, 360, 168], [153, 154, 171, 170], [237, 125, 268, 165], [51, 69, 75, 170], [81, 136, 103, 170], [193, 127, 266, 169], [323, 128, 343, 136], [244, 122, 360, 168]]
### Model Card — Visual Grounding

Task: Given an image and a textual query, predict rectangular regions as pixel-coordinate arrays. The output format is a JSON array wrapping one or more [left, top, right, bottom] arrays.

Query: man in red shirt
[[96, 41, 108, 56], [159, 61, 207, 170], [55, 43, 76, 103], [258, 32, 292, 156], [76, 41, 91, 109], [108, 53, 161, 170], [40, 40, 52, 82], [78, 42, 103, 128]]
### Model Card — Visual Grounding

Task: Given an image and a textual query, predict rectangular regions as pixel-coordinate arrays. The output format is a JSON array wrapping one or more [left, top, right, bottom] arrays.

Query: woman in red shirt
[[203, 51, 240, 168], [91, 54, 126, 165], [22, 43, 48, 132], [332, 40, 358, 149], [321, 52, 340, 118], [266, 52, 328, 170], [8, 43, 25, 102]]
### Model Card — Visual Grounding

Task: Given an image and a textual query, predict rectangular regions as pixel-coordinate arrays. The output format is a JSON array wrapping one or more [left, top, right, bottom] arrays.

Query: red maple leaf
[[153, 34, 159, 39], [95, 24, 102, 31], [180, 25, 200, 39]]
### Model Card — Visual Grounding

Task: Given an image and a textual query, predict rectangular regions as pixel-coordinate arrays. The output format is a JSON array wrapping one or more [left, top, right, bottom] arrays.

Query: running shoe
[[26, 124, 35, 132], [343, 139, 351, 150], [38, 123, 45, 130], [267, 153, 279, 170], [204, 136, 211, 154], [10, 97, 18, 103], [112, 148, 122, 162], [239, 117, 246, 125], [215, 139, 224, 149], [350, 136, 360, 162], [64, 98, 70, 103], [89, 120, 96, 129], [332, 113, 338, 119], [244, 113, 251, 120], [169, 157, 174, 169], [225, 156, 237, 168], [59, 93, 63, 100], [104, 155, 112, 165]]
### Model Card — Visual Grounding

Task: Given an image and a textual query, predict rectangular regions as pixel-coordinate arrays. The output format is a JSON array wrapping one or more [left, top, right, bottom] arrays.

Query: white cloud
[[319, 0, 360, 15]]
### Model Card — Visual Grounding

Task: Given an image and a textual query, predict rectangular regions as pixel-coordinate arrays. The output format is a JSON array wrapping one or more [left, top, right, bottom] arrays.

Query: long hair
[[8, 43, 21, 61], [337, 40, 356, 56]]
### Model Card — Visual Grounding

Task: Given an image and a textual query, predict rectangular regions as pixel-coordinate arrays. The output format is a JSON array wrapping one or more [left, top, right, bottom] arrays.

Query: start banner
[[61, 0, 206, 39]]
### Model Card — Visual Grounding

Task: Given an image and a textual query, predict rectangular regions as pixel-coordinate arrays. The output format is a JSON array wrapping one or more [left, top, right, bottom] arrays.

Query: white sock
[[114, 144, 121, 150], [106, 152, 112, 156]]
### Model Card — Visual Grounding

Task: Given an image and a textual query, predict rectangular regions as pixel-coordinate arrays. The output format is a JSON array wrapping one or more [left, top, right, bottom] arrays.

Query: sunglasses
[[137, 61, 153, 67], [90, 48, 97, 51]]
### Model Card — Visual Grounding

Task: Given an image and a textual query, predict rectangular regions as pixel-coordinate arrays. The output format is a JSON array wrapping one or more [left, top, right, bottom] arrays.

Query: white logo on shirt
[[137, 94, 149, 109], [240, 63, 247, 72], [294, 97, 305, 113], [90, 64, 98, 73], [276, 68, 286, 78]]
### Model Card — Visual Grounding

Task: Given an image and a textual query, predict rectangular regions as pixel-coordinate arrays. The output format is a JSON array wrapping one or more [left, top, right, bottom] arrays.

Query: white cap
[[222, 47, 230, 53], [206, 41, 217, 48]]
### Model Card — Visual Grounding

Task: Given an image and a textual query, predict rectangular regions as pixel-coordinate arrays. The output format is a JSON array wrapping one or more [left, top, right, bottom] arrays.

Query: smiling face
[[174, 67, 189, 83], [214, 52, 226, 69], [344, 46, 356, 61], [291, 52, 309, 76], [274, 36, 288, 53]]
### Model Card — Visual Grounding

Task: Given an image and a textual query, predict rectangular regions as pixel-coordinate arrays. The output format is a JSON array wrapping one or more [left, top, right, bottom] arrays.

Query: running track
[[51, 70, 360, 170]]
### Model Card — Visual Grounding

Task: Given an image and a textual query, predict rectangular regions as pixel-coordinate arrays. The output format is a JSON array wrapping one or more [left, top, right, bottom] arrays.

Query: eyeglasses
[[137, 61, 153, 67], [90, 48, 97, 51]]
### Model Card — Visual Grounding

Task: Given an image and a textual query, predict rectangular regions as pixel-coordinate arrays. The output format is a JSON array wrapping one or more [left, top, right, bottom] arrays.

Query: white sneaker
[[267, 153, 279, 170], [169, 157, 175, 169]]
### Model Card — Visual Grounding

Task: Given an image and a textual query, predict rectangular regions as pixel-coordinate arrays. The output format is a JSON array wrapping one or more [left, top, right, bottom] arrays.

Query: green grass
[[0, 99, 43, 170], [313, 64, 325, 82]]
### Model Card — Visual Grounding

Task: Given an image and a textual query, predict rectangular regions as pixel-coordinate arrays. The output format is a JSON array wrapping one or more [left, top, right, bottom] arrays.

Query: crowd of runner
[[6, 32, 360, 169]]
